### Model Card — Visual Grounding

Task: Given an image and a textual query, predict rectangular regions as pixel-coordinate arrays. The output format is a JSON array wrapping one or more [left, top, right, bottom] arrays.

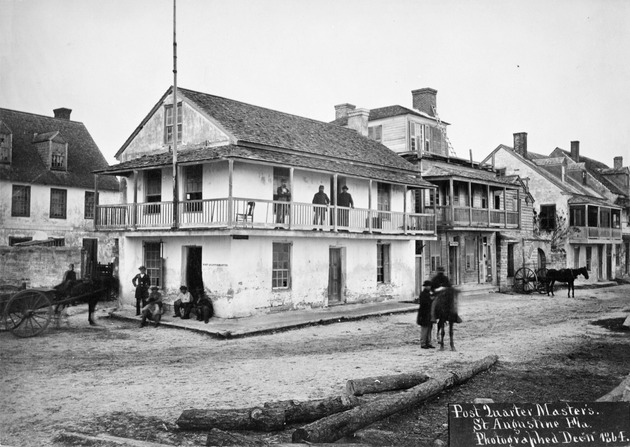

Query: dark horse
[[53, 279, 105, 326], [434, 287, 462, 351], [546, 267, 589, 297]]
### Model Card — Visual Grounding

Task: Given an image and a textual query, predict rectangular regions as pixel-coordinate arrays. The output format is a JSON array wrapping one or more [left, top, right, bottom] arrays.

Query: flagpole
[[172, 0, 179, 229]]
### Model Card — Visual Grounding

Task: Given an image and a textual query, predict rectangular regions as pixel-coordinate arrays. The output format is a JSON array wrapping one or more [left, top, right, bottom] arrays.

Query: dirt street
[[1, 285, 629, 446]]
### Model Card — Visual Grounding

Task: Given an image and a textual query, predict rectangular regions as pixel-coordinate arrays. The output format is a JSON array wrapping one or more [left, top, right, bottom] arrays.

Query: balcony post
[[333, 173, 338, 232], [517, 187, 521, 228], [503, 187, 507, 228], [289, 167, 294, 229], [133, 170, 138, 230], [403, 185, 408, 234], [93, 174, 99, 230], [468, 181, 472, 224], [368, 179, 373, 233], [486, 184, 490, 225], [228, 160, 234, 228], [449, 178, 454, 224]]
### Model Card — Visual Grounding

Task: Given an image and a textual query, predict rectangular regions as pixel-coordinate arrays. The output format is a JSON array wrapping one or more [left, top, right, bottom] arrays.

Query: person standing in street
[[132, 266, 150, 316], [417, 280, 435, 349], [312, 185, 330, 227]]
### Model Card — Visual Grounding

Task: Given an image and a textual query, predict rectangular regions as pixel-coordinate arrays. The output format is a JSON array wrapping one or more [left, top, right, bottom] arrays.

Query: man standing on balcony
[[312, 185, 330, 227], [275, 179, 291, 224], [337, 185, 354, 227]]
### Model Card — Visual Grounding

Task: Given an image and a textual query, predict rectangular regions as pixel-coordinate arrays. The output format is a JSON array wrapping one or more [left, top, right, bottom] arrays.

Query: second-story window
[[50, 188, 67, 219], [409, 122, 426, 152], [11, 185, 30, 217], [84, 191, 96, 219], [539, 204, 556, 230], [146, 169, 162, 214], [184, 165, 203, 212], [569, 206, 585, 227], [368, 125, 382, 142], [164, 103, 182, 144], [51, 151, 65, 170]]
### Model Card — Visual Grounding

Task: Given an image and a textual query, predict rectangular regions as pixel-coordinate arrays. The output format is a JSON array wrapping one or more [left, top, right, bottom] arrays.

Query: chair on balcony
[[236, 201, 255, 226]]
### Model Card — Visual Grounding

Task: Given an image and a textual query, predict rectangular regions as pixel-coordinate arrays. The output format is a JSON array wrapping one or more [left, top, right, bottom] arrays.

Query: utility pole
[[171, 0, 179, 229]]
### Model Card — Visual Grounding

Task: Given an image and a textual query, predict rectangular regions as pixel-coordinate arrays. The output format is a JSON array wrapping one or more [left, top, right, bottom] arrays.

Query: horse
[[434, 287, 462, 351], [53, 278, 106, 326], [546, 267, 589, 298]]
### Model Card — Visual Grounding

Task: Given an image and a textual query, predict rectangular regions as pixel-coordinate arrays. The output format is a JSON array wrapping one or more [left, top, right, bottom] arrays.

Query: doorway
[[448, 244, 459, 285], [328, 247, 343, 304], [606, 245, 612, 280], [598, 246, 604, 280], [82, 238, 98, 279], [185, 246, 203, 293]]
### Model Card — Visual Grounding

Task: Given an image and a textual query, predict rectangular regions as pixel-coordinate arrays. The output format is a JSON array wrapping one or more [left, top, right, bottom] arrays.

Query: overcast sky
[[2, 0, 629, 167]]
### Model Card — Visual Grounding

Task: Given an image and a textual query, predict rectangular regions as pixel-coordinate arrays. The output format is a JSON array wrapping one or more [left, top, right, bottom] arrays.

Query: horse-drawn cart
[[2, 282, 105, 338], [513, 267, 549, 294]]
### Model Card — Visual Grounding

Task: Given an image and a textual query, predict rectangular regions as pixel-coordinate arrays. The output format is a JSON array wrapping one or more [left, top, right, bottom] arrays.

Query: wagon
[[2, 284, 104, 338], [512, 267, 549, 294]]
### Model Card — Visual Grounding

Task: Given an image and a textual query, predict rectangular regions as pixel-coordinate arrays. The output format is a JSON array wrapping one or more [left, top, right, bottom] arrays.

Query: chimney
[[513, 132, 528, 157], [614, 156, 623, 169], [570, 141, 580, 162], [347, 108, 370, 137], [334, 103, 356, 120], [53, 108, 72, 120], [411, 88, 437, 117]]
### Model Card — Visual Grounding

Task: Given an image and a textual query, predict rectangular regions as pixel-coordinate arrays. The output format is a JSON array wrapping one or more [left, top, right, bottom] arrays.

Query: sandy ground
[[1, 284, 629, 446]]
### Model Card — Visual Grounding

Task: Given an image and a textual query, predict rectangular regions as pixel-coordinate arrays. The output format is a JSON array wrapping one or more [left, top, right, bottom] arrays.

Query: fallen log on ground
[[177, 407, 285, 432], [205, 428, 372, 447], [292, 354, 499, 444], [345, 372, 429, 396], [263, 394, 359, 423]]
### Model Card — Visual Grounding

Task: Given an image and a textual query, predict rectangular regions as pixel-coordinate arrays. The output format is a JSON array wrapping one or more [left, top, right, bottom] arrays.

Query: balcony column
[[486, 184, 490, 225], [93, 174, 100, 230], [403, 185, 408, 235], [517, 187, 521, 228], [333, 173, 338, 232], [289, 167, 294, 228], [368, 179, 373, 233], [228, 160, 234, 228], [503, 187, 507, 228], [468, 181, 472, 224], [133, 170, 138, 230], [449, 178, 454, 223]]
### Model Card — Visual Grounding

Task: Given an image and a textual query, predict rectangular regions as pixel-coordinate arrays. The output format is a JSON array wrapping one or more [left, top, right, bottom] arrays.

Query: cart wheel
[[3, 290, 52, 338], [513, 268, 537, 294], [535, 268, 549, 294]]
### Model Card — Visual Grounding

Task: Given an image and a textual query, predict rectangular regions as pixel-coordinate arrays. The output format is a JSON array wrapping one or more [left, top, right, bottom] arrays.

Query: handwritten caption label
[[449, 402, 630, 446]]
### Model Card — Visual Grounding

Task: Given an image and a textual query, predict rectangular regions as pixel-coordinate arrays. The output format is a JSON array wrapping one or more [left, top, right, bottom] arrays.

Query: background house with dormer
[[331, 89, 533, 293], [95, 86, 437, 318], [0, 107, 120, 283], [482, 134, 623, 283]]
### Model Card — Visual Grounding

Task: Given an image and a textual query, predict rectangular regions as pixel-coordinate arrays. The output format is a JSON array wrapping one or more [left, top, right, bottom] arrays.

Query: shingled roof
[[330, 104, 448, 127], [112, 87, 432, 188], [0, 108, 119, 191]]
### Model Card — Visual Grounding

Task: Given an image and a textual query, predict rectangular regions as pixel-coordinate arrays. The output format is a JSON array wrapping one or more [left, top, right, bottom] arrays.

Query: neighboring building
[[95, 86, 437, 318], [482, 134, 623, 283], [0, 107, 120, 277], [331, 89, 533, 293]]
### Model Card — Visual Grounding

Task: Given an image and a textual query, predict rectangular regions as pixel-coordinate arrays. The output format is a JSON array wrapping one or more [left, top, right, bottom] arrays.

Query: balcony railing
[[429, 205, 519, 229], [569, 226, 622, 242], [95, 197, 436, 235]]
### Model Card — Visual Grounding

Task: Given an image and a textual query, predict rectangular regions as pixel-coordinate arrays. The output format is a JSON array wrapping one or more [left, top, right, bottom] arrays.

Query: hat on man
[[180, 285, 188, 290], [138, 265, 146, 270], [437, 266, 445, 272], [342, 185, 349, 191], [422, 280, 432, 287]]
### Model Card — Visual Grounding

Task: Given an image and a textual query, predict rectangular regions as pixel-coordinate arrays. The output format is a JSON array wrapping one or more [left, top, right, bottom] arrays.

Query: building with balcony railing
[[95, 87, 437, 317], [483, 134, 624, 282], [331, 89, 532, 293]]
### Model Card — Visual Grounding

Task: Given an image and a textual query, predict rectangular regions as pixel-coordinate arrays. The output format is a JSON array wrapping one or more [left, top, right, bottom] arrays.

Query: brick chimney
[[334, 103, 356, 120], [614, 156, 623, 169], [347, 108, 370, 137], [570, 141, 580, 162], [411, 88, 437, 117], [513, 132, 528, 157], [53, 108, 72, 120]]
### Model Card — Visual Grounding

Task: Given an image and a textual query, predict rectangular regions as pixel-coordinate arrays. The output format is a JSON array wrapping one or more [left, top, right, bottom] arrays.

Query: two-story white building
[[0, 107, 120, 278], [95, 87, 437, 318]]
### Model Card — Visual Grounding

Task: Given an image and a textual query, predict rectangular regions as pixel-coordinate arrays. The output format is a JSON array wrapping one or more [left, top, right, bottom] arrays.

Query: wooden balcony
[[95, 197, 436, 236], [569, 226, 622, 243], [429, 205, 519, 229]]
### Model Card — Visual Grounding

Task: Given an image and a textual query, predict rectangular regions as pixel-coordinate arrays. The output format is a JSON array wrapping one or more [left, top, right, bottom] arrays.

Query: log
[[177, 407, 285, 432], [263, 394, 360, 423], [205, 428, 372, 447], [345, 372, 429, 396], [292, 355, 499, 444]]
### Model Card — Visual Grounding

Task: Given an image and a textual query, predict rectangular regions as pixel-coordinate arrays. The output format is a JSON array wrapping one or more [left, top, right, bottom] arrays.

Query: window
[[600, 208, 611, 228], [377, 183, 391, 212], [586, 247, 592, 271], [50, 188, 67, 219], [368, 125, 382, 142], [84, 191, 96, 219], [144, 242, 162, 287], [184, 165, 203, 212], [272, 243, 291, 289], [569, 206, 585, 227], [465, 237, 476, 270], [587, 206, 598, 227], [409, 122, 426, 152], [428, 240, 441, 273], [377, 243, 391, 283], [51, 151, 65, 170], [164, 103, 182, 144], [1, 132, 12, 163], [11, 185, 30, 217], [539, 204, 556, 230], [146, 169, 162, 214]]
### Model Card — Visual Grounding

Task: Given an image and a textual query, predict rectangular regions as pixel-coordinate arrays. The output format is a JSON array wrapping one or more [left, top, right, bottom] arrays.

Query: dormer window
[[165, 103, 182, 144], [0, 121, 12, 164], [368, 125, 382, 142]]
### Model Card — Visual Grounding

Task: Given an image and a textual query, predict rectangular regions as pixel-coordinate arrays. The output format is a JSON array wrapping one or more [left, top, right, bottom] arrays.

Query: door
[[598, 246, 604, 280], [82, 238, 98, 279], [606, 245, 612, 280], [448, 245, 458, 285], [185, 246, 203, 293], [328, 248, 343, 304]]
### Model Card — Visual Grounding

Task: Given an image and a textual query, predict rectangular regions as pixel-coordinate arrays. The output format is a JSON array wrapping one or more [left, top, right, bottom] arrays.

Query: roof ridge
[[0, 107, 83, 124]]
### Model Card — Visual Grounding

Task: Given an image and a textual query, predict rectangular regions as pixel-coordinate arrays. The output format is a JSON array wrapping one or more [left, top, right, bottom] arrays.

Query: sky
[[1, 0, 629, 167]]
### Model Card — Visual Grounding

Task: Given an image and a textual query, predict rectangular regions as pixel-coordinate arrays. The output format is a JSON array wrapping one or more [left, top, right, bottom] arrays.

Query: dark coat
[[337, 191, 354, 208], [312, 191, 330, 205], [416, 290, 433, 326], [430, 272, 451, 291], [132, 273, 151, 299]]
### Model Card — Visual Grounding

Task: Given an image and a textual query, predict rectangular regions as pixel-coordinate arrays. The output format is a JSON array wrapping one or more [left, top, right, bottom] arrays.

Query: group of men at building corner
[[275, 180, 354, 226]]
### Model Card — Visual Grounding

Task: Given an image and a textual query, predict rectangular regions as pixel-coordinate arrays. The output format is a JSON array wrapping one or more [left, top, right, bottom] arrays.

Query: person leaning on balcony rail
[[337, 185, 354, 227], [275, 179, 291, 224], [312, 185, 330, 227], [132, 266, 151, 316]]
